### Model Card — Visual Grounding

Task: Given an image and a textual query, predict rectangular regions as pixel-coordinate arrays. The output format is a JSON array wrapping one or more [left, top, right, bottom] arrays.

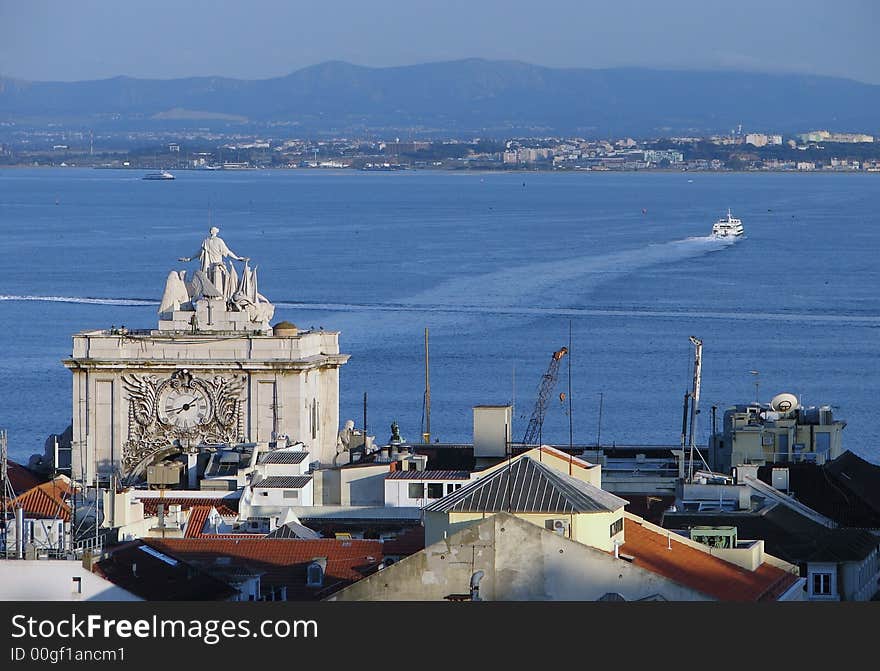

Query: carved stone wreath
[[122, 369, 246, 474]]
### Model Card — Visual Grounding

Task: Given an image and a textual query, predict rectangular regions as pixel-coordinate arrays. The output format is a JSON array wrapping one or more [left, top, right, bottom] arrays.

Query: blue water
[[1, 168, 878, 464]]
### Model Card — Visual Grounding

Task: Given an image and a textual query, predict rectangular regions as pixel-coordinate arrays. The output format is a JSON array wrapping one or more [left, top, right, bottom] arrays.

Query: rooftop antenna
[[422, 327, 431, 444], [1, 429, 11, 559], [749, 370, 760, 405], [679, 389, 689, 480], [511, 364, 516, 425], [567, 320, 573, 452], [687, 336, 703, 482]]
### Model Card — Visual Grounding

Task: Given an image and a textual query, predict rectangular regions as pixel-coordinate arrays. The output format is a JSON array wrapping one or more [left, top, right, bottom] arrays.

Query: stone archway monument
[[64, 228, 350, 485]]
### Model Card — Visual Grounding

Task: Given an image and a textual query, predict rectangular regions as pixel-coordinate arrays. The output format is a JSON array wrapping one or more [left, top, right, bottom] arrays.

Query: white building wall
[[0, 560, 142, 601], [384, 479, 466, 507], [251, 480, 314, 509], [68, 330, 348, 483]]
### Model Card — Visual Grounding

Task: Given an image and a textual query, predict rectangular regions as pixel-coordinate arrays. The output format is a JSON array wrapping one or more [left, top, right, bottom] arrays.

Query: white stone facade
[[66, 328, 349, 484]]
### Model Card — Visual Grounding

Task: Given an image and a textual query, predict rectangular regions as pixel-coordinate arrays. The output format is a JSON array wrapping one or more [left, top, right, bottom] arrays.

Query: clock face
[[158, 386, 211, 429]]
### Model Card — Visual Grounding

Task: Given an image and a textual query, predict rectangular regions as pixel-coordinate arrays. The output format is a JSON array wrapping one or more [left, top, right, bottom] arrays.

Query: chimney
[[470, 570, 485, 601]]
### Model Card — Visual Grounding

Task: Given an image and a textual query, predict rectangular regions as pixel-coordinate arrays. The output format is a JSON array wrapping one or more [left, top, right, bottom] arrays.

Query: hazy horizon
[[3, 57, 880, 87], [1, 0, 878, 85]]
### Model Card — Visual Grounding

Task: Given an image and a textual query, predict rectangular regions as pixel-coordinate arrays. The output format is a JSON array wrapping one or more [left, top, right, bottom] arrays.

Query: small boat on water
[[143, 171, 175, 180], [711, 209, 744, 237]]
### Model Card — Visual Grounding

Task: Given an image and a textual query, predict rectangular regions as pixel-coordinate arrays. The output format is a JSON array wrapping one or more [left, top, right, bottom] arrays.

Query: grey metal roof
[[264, 521, 322, 540], [258, 451, 310, 465], [253, 476, 313, 489], [424, 456, 627, 514], [386, 470, 471, 480]]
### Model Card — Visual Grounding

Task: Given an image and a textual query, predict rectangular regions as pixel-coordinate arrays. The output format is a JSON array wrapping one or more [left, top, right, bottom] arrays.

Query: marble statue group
[[158, 227, 275, 327]]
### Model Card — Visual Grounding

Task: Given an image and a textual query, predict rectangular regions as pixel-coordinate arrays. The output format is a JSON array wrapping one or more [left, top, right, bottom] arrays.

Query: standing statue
[[160, 226, 275, 331], [178, 227, 249, 298]]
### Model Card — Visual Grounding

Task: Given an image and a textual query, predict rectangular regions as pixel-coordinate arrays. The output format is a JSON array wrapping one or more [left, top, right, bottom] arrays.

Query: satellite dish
[[770, 392, 799, 412]]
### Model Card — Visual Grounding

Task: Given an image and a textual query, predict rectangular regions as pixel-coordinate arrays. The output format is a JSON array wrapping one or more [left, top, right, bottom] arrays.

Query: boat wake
[[405, 234, 738, 308], [0, 294, 156, 306], [270, 301, 878, 325], [3, 291, 877, 326]]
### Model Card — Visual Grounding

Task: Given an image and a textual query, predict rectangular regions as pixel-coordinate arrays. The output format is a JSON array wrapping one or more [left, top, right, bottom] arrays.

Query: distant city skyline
[[1, 0, 878, 85]]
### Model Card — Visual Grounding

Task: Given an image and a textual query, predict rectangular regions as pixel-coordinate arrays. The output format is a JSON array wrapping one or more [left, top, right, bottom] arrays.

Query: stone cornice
[[62, 354, 350, 372]]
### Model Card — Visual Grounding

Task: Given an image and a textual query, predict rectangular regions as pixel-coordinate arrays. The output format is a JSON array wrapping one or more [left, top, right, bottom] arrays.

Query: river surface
[[1, 168, 878, 464]]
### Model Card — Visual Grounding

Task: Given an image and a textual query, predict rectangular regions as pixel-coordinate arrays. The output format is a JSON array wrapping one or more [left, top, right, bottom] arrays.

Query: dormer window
[[306, 562, 324, 587]]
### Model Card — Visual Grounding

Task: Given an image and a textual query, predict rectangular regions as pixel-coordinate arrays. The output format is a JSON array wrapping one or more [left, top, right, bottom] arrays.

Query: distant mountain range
[[1, 59, 878, 136]]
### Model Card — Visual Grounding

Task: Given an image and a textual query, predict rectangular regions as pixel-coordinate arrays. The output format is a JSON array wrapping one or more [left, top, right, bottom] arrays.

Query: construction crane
[[520, 347, 568, 446]]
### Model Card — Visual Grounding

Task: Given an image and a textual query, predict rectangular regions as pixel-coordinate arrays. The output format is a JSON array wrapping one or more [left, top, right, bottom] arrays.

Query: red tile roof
[[4, 477, 73, 521], [147, 538, 384, 600], [5, 460, 47, 494], [620, 518, 800, 601], [184, 506, 212, 538], [382, 526, 426, 556], [139, 497, 238, 517]]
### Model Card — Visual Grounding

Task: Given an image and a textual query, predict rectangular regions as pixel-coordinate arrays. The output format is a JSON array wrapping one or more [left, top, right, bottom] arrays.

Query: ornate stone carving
[[122, 369, 246, 474], [161, 227, 275, 332]]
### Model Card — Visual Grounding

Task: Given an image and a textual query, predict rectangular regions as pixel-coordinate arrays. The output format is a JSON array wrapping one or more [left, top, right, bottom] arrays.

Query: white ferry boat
[[711, 209, 744, 237], [143, 171, 175, 180]]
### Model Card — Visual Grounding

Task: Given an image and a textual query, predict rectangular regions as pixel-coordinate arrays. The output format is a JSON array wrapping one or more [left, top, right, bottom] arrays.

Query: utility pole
[[1, 429, 8, 559], [688, 337, 703, 482], [568, 320, 573, 452], [750, 370, 760, 404], [423, 328, 431, 443]]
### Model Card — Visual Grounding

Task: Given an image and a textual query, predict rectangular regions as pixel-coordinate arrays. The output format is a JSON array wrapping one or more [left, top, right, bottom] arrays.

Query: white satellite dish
[[770, 392, 799, 413]]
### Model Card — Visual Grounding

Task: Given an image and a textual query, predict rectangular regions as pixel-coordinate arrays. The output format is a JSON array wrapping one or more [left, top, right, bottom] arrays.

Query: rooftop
[[759, 450, 880, 527], [95, 541, 238, 601], [146, 537, 384, 599], [424, 456, 626, 514], [257, 451, 310, 465], [386, 470, 471, 480], [138, 496, 239, 517], [4, 477, 73, 521], [252, 475, 312, 489], [620, 517, 801, 601], [4, 460, 47, 494]]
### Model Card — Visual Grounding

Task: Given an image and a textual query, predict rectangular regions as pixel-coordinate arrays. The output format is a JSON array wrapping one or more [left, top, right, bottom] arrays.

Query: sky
[[1, 0, 878, 84]]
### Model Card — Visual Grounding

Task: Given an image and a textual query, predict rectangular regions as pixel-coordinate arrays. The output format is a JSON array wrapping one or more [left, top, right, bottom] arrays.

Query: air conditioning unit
[[546, 518, 569, 535]]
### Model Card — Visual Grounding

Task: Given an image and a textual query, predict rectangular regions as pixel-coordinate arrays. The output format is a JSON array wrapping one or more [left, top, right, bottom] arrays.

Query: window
[[812, 572, 833, 596], [71, 577, 82, 595], [776, 433, 789, 463], [446, 483, 457, 495], [306, 562, 324, 587], [427, 483, 444, 499], [408, 483, 425, 499], [283, 491, 299, 499], [609, 518, 623, 538]]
